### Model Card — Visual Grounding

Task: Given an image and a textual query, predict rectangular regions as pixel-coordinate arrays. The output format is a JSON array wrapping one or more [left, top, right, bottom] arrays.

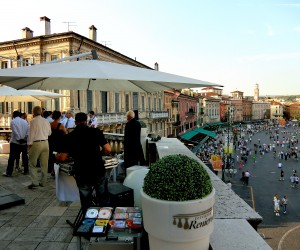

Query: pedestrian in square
[[244, 170, 250, 185], [281, 196, 288, 214], [279, 169, 284, 181], [273, 194, 280, 216]]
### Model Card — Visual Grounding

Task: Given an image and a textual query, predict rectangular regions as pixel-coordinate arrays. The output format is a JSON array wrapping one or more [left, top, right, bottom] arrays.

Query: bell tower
[[254, 84, 259, 101]]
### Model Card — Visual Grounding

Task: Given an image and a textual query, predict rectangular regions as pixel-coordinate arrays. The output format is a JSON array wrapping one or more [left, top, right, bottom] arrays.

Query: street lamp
[[222, 105, 235, 182]]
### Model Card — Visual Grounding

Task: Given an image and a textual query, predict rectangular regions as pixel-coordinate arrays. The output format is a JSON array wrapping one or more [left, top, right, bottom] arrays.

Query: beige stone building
[[0, 16, 169, 136]]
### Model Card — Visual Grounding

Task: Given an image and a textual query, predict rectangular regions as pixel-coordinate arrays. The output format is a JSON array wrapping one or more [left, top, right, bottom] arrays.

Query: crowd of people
[[2, 107, 145, 210], [192, 121, 299, 216], [2, 107, 113, 208]]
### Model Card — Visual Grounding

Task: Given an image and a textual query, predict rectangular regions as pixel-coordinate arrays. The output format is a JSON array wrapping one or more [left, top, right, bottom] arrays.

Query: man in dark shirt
[[58, 112, 111, 210], [124, 110, 145, 174]]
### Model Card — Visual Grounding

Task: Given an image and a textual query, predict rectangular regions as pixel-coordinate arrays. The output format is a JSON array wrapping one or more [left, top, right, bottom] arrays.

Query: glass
[[108, 220, 116, 233], [126, 219, 133, 233]]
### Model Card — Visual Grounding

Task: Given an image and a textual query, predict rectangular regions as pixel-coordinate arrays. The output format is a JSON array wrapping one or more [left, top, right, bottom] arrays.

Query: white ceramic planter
[[140, 127, 147, 159], [141, 188, 215, 250]]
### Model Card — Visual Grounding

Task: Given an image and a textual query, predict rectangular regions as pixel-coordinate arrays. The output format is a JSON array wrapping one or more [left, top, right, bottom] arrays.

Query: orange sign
[[211, 155, 222, 171]]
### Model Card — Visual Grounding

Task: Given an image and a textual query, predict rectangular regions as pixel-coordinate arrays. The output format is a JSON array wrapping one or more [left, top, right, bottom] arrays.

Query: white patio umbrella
[[0, 60, 219, 91], [0, 85, 66, 102]]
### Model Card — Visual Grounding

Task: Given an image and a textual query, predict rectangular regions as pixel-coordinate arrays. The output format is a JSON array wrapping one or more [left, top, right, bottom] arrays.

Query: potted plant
[[141, 154, 215, 250]]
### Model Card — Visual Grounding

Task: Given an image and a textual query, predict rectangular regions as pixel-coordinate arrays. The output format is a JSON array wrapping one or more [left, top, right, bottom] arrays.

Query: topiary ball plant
[[143, 154, 213, 201], [139, 120, 147, 128]]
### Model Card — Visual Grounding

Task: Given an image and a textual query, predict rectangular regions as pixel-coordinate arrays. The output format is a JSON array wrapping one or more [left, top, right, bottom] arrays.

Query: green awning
[[196, 128, 217, 138], [204, 122, 223, 126], [181, 128, 217, 141], [180, 129, 199, 140]]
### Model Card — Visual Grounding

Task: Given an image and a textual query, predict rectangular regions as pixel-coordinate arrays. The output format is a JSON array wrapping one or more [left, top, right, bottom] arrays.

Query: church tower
[[254, 83, 259, 101]]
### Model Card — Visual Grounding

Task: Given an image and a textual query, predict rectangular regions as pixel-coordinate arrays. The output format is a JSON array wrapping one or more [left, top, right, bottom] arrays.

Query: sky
[[1, 0, 300, 97]]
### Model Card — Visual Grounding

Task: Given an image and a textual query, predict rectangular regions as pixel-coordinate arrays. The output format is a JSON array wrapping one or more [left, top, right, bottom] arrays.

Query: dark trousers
[[6, 143, 28, 175], [76, 176, 107, 212]]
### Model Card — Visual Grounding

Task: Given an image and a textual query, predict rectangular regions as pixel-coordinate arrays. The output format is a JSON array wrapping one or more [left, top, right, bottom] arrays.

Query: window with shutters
[[54, 90, 60, 110], [133, 92, 138, 110], [148, 97, 151, 111], [115, 93, 120, 112], [141, 96, 145, 111], [87, 90, 93, 112], [102, 91, 107, 113], [125, 94, 129, 111], [27, 102, 33, 114], [158, 98, 161, 111]]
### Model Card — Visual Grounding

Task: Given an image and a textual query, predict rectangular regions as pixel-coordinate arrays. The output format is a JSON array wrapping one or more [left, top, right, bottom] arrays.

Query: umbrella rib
[[2, 77, 49, 90], [127, 80, 150, 93]]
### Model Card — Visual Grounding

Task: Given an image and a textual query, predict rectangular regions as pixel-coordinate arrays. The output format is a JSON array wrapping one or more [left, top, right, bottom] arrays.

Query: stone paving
[[0, 154, 90, 250]]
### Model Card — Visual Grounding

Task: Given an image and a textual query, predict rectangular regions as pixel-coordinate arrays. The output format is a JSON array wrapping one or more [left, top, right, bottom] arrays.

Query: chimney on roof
[[40, 16, 51, 35], [22, 27, 33, 39], [154, 62, 159, 71], [89, 25, 97, 41]]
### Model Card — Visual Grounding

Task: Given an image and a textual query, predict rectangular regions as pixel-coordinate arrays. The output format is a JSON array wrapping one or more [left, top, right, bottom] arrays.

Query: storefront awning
[[180, 128, 217, 141], [204, 122, 223, 127]]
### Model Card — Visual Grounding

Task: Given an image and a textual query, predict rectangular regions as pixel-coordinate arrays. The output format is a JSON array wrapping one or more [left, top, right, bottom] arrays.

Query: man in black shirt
[[58, 112, 111, 210], [124, 110, 145, 174]]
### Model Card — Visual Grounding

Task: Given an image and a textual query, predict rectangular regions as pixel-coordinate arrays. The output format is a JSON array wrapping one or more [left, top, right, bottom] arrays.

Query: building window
[[54, 90, 60, 110], [101, 91, 107, 113], [133, 92, 138, 110], [141, 96, 145, 112], [148, 97, 151, 111], [154, 98, 157, 111], [158, 98, 161, 111], [51, 55, 59, 61], [87, 90, 93, 112], [27, 102, 33, 114], [115, 93, 120, 112], [1, 61, 8, 69], [125, 94, 130, 111], [23, 58, 31, 66]]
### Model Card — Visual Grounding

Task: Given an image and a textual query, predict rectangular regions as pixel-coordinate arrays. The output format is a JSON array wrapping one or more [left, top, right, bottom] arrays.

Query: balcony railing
[[148, 111, 169, 119], [96, 112, 127, 126]]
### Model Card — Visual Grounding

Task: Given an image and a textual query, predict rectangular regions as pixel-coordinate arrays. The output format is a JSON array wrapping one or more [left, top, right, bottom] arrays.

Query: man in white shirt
[[88, 110, 98, 128], [3, 111, 29, 177], [43, 110, 54, 123], [60, 111, 67, 124], [27, 106, 52, 189], [63, 110, 75, 129]]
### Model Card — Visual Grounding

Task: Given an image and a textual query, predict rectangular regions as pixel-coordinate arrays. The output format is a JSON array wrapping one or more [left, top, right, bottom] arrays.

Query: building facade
[[0, 16, 170, 136]]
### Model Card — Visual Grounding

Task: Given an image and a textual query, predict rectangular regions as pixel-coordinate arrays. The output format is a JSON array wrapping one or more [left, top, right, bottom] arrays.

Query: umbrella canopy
[[0, 85, 66, 102], [0, 60, 218, 92]]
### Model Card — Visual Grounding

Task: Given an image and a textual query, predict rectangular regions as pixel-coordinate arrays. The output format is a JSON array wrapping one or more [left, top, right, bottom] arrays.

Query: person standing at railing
[[124, 110, 145, 176]]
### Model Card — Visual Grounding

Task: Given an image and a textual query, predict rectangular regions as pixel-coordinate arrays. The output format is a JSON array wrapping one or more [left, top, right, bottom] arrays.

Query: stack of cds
[[77, 207, 113, 234]]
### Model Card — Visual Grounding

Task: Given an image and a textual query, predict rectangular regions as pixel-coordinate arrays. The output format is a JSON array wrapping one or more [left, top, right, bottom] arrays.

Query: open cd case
[[75, 207, 113, 236], [74, 206, 143, 237]]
